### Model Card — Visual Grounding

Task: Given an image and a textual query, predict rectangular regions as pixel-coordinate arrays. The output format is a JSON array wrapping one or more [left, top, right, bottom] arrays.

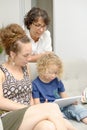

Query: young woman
[[0, 23, 68, 130]]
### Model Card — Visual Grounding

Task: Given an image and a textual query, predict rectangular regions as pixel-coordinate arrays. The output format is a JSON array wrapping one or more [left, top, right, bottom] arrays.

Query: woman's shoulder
[[0, 64, 5, 73], [43, 30, 51, 37], [0, 68, 4, 75], [40, 30, 51, 42], [0, 65, 5, 82]]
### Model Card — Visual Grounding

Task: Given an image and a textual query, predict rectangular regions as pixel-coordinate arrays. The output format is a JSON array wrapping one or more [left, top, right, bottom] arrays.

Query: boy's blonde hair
[[37, 53, 63, 79]]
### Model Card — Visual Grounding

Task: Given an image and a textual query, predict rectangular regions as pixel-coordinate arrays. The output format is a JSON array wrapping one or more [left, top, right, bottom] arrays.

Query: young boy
[[32, 53, 87, 126]]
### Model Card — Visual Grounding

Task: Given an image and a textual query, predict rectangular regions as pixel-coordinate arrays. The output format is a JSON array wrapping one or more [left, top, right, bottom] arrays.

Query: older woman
[[24, 7, 52, 62]]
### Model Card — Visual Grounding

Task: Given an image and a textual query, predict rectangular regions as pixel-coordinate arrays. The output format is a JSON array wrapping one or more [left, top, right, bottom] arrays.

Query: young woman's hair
[[0, 23, 30, 55], [24, 7, 50, 30], [37, 53, 63, 79]]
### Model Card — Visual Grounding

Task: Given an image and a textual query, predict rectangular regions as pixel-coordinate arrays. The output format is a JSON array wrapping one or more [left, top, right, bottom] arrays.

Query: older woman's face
[[29, 17, 47, 40], [14, 42, 32, 66]]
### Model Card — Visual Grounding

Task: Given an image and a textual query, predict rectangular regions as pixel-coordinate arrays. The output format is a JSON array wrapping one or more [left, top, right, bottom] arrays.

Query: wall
[[1, 0, 87, 62], [53, 0, 87, 61], [0, 0, 31, 63], [0, 0, 31, 27], [31, 0, 53, 48], [0, 0, 19, 27]]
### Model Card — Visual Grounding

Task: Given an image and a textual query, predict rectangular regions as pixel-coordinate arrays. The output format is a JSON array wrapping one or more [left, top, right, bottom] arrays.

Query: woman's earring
[[12, 61, 15, 66]]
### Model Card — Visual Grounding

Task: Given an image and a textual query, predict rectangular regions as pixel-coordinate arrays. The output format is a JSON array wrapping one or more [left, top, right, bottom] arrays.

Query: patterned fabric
[[0, 65, 32, 116]]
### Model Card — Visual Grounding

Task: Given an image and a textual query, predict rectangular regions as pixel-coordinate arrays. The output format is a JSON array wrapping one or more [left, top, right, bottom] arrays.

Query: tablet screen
[[54, 96, 81, 107]]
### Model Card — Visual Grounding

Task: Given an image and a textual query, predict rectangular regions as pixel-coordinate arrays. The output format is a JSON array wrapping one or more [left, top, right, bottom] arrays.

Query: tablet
[[54, 96, 81, 108]]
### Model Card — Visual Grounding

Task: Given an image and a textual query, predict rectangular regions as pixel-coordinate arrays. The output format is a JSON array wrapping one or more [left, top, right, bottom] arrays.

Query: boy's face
[[43, 64, 58, 82]]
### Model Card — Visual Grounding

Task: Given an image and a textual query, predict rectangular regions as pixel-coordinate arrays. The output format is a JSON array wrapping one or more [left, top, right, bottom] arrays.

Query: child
[[32, 53, 87, 126]]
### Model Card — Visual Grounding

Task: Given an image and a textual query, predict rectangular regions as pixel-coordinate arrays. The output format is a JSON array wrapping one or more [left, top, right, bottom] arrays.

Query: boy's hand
[[45, 99, 48, 102], [72, 101, 79, 105]]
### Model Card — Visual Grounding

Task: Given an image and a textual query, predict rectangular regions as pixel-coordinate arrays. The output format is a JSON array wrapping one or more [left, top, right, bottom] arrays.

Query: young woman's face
[[43, 64, 58, 82], [29, 17, 47, 40], [13, 43, 32, 67]]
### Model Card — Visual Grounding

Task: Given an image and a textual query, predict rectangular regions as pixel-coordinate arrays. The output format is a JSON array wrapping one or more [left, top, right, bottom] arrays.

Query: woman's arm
[[60, 91, 69, 98], [28, 52, 52, 62], [28, 53, 43, 62], [0, 96, 27, 111]]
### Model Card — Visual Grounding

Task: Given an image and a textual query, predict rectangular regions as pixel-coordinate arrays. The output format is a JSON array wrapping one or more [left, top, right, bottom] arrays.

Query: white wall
[[0, 0, 31, 27], [53, 0, 87, 61], [1, 0, 87, 62]]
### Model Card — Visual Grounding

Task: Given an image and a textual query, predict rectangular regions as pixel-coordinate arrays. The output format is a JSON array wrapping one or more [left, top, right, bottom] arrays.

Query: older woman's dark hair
[[24, 7, 50, 30]]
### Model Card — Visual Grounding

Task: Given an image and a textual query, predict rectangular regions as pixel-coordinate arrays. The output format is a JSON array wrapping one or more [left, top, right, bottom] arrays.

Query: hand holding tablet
[[54, 96, 81, 108]]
